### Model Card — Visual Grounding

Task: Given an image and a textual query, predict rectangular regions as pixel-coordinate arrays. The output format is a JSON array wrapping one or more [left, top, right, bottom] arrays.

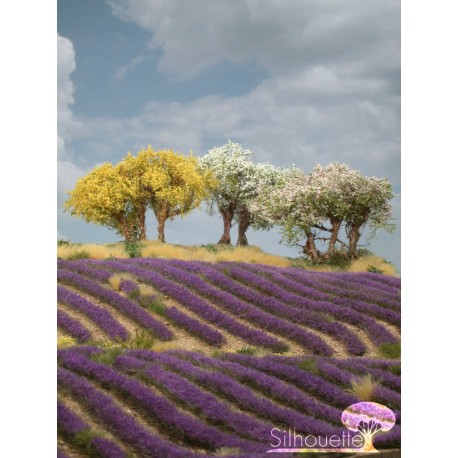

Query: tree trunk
[[157, 217, 166, 243], [348, 224, 362, 258], [119, 218, 133, 242], [236, 207, 251, 246], [154, 206, 168, 243], [304, 232, 319, 261], [218, 209, 234, 244], [327, 218, 342, 257], [138, 206, 147, 240]]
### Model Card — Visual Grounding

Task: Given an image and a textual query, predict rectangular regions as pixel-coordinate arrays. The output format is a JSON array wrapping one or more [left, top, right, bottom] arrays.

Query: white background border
[[1, 0, 456, 455]]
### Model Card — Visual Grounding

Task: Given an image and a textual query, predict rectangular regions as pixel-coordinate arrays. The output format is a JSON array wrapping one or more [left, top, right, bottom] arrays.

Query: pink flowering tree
[[341, 170, 395, 257], [251, 163, 395, 260], [249, 166, 325, 260]]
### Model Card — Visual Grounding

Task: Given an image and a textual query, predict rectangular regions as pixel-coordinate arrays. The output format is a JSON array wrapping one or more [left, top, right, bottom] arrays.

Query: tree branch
[[313, 224, 332, 232], [314, 236, 332, 241], [336, 237, 349, 248]]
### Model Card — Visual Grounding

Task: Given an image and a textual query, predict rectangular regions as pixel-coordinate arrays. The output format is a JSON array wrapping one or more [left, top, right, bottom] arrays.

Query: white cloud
[[99, 0, 400, 187], [57, 35, 76, 112], [57, 34, 87, 232], [74, 63, 399, 189], [107, 0, 399, 79], [114, 55, 145, 81], [57, 34, 76, 160]]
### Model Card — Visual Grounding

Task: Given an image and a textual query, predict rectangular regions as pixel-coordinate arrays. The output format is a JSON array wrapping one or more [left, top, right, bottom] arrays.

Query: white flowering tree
[[199, 141, 284, 245], [250, 163, 395, 260], [235, 161, 286, 245]]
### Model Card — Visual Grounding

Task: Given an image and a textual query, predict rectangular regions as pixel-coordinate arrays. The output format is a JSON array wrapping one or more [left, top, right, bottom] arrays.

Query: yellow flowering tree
[[136, 147, 217, 242], [64, 147, 216, 243], [64, 162, 147, 241]]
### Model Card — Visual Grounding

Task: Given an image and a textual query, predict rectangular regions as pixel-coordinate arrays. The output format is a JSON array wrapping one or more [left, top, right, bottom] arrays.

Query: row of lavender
[[57, 259, 400, 356], [58, 347, 401, 456]]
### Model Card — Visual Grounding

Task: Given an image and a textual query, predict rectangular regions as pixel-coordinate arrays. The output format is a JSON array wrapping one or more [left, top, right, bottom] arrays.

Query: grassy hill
[[57, 256, 400, 456]]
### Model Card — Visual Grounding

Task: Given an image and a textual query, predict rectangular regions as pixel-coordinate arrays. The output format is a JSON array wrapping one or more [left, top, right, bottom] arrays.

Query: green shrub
[[237, 347, 257, 355], [211, 350, 225, 358], [73, 429, 98, 449], [140, 297, 167, 316], [367, 265, 384, 274], [291, 252, 351, 270], [273, 344, 289, 354], [388, 364, 401, 375], [57, 239, 71, 247], [128, 290, 141, 300], [201, 243, 217, 253], [357, 248, 373, 257], [298, 358, 319, 373], [325, 253, 351, 269], [122, 329, 155, 350], [379, 342, 401, 359], [124, 240, 142, 258], [91, 347, 124, 365]]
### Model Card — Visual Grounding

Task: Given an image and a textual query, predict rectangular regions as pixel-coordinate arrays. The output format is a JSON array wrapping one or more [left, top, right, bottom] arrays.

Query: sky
[[57, 0, 401, 270]]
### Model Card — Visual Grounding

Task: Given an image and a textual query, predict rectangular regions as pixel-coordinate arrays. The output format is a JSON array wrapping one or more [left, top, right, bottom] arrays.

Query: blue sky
[[57, 0, 400, 269]]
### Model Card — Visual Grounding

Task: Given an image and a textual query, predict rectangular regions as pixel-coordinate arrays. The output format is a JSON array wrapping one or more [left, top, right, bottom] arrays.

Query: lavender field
[[57, 258, 401, 456], [58, 347, 400, 457]]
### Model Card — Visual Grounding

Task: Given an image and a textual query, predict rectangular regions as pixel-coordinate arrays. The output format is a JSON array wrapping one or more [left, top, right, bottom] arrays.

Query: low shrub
[[237, 347, 257, 355], [389, 364, 401, 376], [92, 347, 124, 365], [201, 243, 217, 253], [122, 329, 155, 350], [379, 342, 401, 359], [140, 297, 168, 316], [124, 240, 142, 258], [298, 359, 319, 373], [367, 265, 384, 274]]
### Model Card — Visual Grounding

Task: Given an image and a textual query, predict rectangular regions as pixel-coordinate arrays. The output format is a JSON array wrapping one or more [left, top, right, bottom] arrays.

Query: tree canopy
[[65, 147, 216, 242], [199, 141, 285, 245], [65, 142, 394, 259], [250, 162, 395, 259], [64, 162, 145, 241]]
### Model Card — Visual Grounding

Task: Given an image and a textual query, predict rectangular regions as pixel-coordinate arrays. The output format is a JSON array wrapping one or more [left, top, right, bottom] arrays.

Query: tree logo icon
[[267, 401, 396, 454], [341, 402, 396, 453]]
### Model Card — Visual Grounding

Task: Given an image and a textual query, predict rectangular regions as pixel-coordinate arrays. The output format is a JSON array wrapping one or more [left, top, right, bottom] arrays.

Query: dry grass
[[142, 241, 213, 262], [215, 247, 291, 267], [57, 335, 77, 349], [347, 374, 380, 401], [214, 448, 242, 456], [151, 342, 183, 352], [57, 243, 128, 260], [58, 240, 292, 267], [138, 284, 157, 297], [108, 273, 136, 291], [347, 255, 398, 276], [57, 241, 397, 275]]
